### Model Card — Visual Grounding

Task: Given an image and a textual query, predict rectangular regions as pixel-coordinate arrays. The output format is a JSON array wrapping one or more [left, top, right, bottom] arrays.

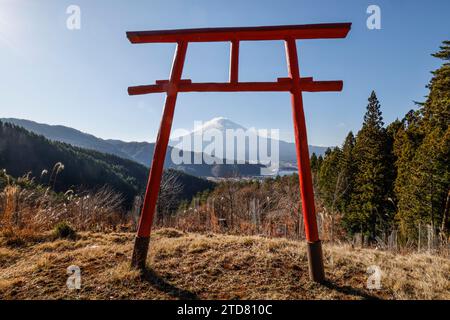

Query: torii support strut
[[127, 23, 351, 283]]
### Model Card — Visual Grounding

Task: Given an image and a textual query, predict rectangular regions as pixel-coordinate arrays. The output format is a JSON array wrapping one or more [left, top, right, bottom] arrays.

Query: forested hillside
[[312, 41, 449, 242], [0, 121, 214, 206]]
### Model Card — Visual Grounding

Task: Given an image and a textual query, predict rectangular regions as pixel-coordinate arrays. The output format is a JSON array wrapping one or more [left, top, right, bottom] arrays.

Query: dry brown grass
[[0, 183, 129, 236], [0, 228, 448, 300]]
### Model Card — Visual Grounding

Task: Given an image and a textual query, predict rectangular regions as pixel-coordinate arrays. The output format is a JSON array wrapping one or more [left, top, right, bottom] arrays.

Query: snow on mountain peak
[[193, 117, 246, 133]]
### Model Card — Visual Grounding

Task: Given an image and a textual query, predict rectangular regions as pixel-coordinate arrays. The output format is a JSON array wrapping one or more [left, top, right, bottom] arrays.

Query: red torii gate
[[127, 23, 351, 283]]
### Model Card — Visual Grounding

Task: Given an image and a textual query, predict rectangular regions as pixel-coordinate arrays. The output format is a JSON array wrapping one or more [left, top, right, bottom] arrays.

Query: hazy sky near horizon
[[1, 0, 449, 146]]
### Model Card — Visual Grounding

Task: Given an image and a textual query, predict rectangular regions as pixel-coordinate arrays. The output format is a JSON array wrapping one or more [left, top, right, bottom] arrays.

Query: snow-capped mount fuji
[[191, 117, 246, 134], [169, 117, 328, 168]]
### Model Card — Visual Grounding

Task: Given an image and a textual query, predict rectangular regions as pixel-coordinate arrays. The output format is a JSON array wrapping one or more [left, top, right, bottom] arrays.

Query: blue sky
[[1, 0, 449, 146]]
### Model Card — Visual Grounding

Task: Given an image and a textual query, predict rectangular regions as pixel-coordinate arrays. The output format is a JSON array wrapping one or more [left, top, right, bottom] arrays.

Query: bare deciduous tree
[[156, 169, 183, 224]]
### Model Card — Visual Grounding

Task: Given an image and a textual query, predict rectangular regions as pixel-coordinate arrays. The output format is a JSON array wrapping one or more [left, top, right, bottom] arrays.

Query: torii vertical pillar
[[131, 41, 188, 269], [285, 38, 324, 282]]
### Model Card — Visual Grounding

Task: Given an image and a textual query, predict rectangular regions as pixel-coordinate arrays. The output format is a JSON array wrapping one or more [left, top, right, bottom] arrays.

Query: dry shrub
[[158, 178, 447, 256], [0, 179, 131, 241]]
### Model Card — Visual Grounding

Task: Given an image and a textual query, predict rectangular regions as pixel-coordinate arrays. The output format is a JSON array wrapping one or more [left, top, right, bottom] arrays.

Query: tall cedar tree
[[318, 147, 344, 213], [339, 132, 356, 215], [310, 152, 319, 191], [394, 41, 450, 238], [347, 91, 390, 238]]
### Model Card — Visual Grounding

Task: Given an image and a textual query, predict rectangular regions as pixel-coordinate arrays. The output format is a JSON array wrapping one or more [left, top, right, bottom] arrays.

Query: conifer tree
[[339, 131, 356, 213], [318, 147, 344, 212], [310, 153, 319, 190], [347, 91, 390, 238], [394, 41, 450, 237]]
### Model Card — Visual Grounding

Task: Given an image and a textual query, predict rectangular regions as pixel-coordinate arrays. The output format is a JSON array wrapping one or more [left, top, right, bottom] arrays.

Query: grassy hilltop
[[0, 228, 448, 300]]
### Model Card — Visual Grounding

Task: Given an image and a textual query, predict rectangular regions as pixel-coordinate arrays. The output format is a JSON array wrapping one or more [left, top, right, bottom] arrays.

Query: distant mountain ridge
[[2, 118, 328, 175], [1, 118, 264, 177], [1, 118, 130, 159]]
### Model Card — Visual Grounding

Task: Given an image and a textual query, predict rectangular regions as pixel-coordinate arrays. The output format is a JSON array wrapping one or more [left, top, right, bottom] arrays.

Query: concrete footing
[[131, 236, 150, 270], [306, 240, 325, 283]]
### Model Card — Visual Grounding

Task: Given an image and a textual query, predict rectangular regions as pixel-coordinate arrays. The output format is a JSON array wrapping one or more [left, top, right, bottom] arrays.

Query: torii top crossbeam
[[127, 23, 351, 43], [127, 23, 351, 283], [127, 23, 351, 95]]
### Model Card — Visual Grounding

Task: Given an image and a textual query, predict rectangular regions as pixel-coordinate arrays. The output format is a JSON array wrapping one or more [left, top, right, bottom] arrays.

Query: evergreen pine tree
[[318, 147, 343, 212], [347, 91, 390, 238], [394, 41, 450, 237], [339, 131, 356, 215]]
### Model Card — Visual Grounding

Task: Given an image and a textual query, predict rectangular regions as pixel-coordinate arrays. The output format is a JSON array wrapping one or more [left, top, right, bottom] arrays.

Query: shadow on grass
[[142, 268, 199, 300], [322, 280, 381, 300]]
